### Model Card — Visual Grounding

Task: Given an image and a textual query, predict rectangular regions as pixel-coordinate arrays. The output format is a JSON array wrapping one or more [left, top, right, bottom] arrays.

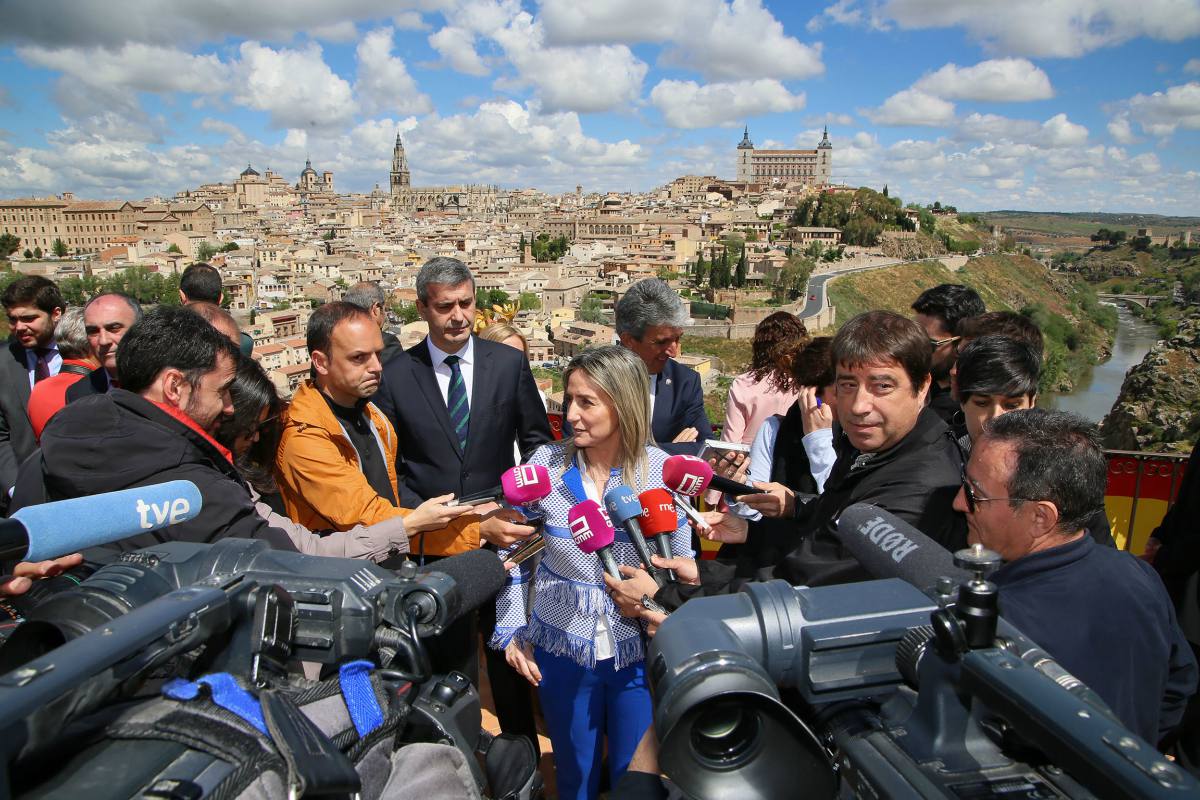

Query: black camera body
[[648, 573, 1198, 799]]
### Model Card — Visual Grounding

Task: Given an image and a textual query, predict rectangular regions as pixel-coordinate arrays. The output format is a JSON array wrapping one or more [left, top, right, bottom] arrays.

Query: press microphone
[[834, 503, 971, 591], [638, 488, 678, 582], [1, 481, 204, 562], [662, 454, 764, 498], [567, 500, 620, 579], [604, 487, 662, 586], [447, 464, 552, 507], [402, 549, 509, 635]]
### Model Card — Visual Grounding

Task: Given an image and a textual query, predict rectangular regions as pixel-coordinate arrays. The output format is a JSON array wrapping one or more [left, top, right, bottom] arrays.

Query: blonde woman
[[490, 345, 694, 800]]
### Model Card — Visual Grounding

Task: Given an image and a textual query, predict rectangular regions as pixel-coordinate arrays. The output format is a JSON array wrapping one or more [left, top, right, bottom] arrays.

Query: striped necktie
[[33, 347, 53, 383], [444, 354, 469, 451]]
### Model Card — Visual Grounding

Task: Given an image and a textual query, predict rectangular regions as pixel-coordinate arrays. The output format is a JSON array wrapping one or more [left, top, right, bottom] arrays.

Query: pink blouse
[[720, 372, 800, 445]]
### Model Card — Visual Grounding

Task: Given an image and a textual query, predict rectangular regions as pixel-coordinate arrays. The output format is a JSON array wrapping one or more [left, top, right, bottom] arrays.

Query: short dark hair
[[2, 275, 65, 315], [957, 311, 1044, 361], [748, 312, 810, 392], [911, 284, 986, 335], [216, 355, 283, 493], [955, 335, 1040, 402], [791, 336, 833, 389], [117, 305, 239, 393], [832, 311, 931, 394], [180, 262, 223, 303], [83, 292, 143, 323], [306, 301, 374, 356], [982, 408, 1106, 535]]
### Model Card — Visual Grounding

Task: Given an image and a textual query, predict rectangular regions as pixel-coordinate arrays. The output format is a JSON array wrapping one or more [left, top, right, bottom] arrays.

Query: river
[[1043, 304, 1161, 423]]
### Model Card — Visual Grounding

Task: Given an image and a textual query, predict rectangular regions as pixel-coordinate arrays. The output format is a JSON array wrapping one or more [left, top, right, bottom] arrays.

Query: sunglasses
[[930, 335, 961, 350], [959, 467, 1028, 514]]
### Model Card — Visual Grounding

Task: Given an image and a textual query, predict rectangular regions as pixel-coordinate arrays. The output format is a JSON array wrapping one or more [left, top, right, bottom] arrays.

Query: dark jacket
[[380, 330, 404, 366], [64, 366, 111, 403], [9, 389, 297, 558], [0, 339, 38, 494], [1152, 441, 1200, 615], [994, 535, 1197, 743], [660, 408, 967, 606]]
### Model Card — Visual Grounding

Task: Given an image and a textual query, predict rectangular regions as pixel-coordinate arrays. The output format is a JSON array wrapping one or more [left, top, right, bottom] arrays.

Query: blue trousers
[[534, 647, 653, 800]]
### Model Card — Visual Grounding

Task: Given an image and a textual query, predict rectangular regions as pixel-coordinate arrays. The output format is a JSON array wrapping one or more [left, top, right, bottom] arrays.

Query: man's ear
[[1028, 499, 1061, 540], [161, 367, 189, 407], [311, 349, 330, 376], [915, 372, 932, 404], [617, 331, 635, 349]]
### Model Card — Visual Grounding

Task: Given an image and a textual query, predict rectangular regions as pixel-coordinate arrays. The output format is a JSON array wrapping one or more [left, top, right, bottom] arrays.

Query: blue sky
[[0, 0, 1197, 213]]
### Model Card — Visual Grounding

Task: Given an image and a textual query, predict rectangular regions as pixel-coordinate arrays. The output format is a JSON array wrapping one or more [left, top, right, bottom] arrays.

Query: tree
[[166, 243, 182, 254], [221, 241, 240, 252], [322, 229, 336, 241], [0, 233, 19, 258], [391, 302, 420, 324], [52, 238, 68, 258], [32, 246, 42, 260], [734, 248, 748, 288], [842, 216, 883, 247], [693, 252, 707, 286], [773, 254, 814, 304], [23, 249, 32, 260], [882, 184, 889, 197], [518, 291, 540, 311], [518, 233, 526, 257], [580, 294, 604, 323], [196, 242, 217, 262]]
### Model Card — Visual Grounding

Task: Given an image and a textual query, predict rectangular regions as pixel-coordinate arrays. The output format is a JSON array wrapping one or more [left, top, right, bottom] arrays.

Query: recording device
[[603, 487, 662, 585], [638, 488, 679, 582], [699, 439, 751, 465], [0, 480, 203, 562], [447, 463, 552, 507], [662, 454, 765, 498], [647, 504, 1198, 800], [567, 500, 620, 579]]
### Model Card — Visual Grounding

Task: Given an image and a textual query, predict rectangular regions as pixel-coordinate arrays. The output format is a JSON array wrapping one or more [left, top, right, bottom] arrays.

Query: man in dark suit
[[373, 256, 552, 754], [66, 293, 143, 403], [614, 278, 710, 456], [0, 276, 65, 497]]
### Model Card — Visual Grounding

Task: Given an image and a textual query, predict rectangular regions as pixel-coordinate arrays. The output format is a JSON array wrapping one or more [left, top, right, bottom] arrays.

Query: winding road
[[797, 254, 969, 320]]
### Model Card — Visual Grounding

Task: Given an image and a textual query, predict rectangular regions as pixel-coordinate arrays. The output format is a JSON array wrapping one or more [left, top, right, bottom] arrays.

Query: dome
[[300, 158, 317, 176], [240, 163, 260, 177]]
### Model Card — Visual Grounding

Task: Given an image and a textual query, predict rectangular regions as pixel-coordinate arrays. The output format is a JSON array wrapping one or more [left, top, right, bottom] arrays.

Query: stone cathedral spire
[[390, 133, 410, 199]]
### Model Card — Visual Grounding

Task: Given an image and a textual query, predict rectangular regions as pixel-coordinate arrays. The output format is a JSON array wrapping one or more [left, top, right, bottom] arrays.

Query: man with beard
[[911, 283, 985, 429], [274, 301, 472, 538], [11, 305, 297, 556]]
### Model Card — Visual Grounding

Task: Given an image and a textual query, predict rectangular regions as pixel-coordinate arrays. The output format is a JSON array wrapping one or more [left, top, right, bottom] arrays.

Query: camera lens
[[690, 699, 761, 767]]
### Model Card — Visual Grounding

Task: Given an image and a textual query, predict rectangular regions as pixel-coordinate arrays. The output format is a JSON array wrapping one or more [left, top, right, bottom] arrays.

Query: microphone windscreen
[[637, 489, 678, 537], [603, 486, 643, 526], [14, 480, 204, 562], [502, 464, 552, 506], [567, 500, 615, 554], [662, 455, 712, 497], [835, 503, 970, 589], [420, 548, 509, 624]]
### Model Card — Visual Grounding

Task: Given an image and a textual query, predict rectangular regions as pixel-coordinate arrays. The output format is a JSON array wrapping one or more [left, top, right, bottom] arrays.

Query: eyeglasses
[[959, 468, 1029, 514], [930, 335, 961, 350]]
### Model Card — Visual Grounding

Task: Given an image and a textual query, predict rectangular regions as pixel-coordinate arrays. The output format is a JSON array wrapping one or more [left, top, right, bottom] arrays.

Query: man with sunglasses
[[911, 283, 985, 430], [953, 408, 1195, 745]]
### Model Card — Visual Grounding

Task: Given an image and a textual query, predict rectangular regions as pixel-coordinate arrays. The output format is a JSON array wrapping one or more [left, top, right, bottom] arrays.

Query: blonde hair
[[562, 345, 653, 490], [479, 321, 527, 352]]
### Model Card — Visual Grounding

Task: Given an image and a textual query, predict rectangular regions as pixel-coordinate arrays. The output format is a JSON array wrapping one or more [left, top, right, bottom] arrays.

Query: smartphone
[[506, 533, 546, 566], [700, 439, 751, 463]]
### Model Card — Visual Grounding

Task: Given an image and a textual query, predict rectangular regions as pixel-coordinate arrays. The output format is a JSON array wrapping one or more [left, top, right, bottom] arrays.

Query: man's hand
[[672, 426, 699, 444], [1141, 537, 1161, 564], [738, 481, 795, 518], [405, 493, 475, 533], [643, 609, 668, 637], [0, 553, 85, 597], [604, 565, 661, 618], [505, 640, 541, 687], [652, 554, 699, 585], [798, 385, 834, 435], [709, 450, 746, 479], [479, 507, 538, 547], [695, 510, 748, 543]]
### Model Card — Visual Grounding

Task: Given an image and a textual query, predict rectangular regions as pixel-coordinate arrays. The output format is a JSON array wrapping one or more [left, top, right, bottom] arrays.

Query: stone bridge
[[1096, 293, 1167, 309]]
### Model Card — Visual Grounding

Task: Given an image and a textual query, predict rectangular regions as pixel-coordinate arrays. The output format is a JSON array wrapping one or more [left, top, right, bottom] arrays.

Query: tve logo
[[856, 515, 919, 563], [136, 497, 193, 529]]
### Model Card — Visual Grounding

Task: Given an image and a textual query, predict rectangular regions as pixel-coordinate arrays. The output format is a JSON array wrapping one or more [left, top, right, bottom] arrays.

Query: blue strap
[[562, 462, 586, 505], [162, 673, 267, 734], [339, 660, 384, 737]]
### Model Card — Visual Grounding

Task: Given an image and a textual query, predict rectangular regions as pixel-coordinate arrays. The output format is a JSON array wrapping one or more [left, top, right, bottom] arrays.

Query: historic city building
[[388, 134, 502, 214], [735, 125, 832, 186]]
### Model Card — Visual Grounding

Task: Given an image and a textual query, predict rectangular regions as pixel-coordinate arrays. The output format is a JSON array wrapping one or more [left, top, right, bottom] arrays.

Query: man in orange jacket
[[274, 302, 473, 554]]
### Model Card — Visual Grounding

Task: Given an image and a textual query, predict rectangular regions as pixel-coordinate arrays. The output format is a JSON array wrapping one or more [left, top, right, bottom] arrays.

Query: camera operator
[[955, 408, 1196, 745]]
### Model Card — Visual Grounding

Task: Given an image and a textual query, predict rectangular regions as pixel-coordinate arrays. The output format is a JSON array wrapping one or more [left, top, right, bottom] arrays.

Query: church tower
[[736, 125, 755, 183], [390, 133, 411, 200], [817, 125, 833, 185]]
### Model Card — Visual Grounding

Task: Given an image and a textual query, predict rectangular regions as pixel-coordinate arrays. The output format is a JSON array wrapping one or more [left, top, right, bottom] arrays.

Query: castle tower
[[390, 133, 411, 199], [817, 125, 833, 185], [736, 125, 755, 183]]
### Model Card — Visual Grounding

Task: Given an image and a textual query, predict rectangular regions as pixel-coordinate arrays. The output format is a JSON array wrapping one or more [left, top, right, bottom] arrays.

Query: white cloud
[[913, 58, 1053, 102], [862, 89, 956, 126], [957, 112, 1039, 141], [650, 79, 806, 128], [309, 21, 360, 43], [428, 26, 490, 75], [877, 0, 1200, 58], [538, 0, 823, 81], [1125, 82, 1200, 136], [354, 27, 434, 116], [1186, 58, 1200, 74], [1107, 114, 1137, 144], [1038, 113, 1088, 147], [232, 41, 357, 131], [491, 12, 647, 113]]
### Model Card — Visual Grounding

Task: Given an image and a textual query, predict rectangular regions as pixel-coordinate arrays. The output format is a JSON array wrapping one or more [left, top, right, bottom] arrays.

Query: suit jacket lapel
[[652, 361, 676, 440], [413, 339, 464, 459], [7, 341, 31, 405]]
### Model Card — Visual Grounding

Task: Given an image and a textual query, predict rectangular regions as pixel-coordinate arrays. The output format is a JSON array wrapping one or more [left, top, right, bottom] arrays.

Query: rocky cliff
[[1100, 311, 1200, 453]]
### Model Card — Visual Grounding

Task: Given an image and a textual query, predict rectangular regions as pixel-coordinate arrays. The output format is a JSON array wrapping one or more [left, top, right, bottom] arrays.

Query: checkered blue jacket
[[489, 442, 693, 670]]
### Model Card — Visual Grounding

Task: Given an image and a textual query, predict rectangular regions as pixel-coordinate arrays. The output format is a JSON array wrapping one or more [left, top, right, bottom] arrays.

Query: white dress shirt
[[648, 372, 658, 419], [426, 335, 475, 407]]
